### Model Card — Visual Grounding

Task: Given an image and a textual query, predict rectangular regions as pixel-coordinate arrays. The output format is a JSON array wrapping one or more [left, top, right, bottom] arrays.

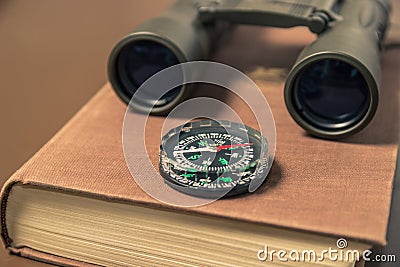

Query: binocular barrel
[[284, 0, 391, 138], [108, 0, 392, 139], [108, 0, 213, 114]]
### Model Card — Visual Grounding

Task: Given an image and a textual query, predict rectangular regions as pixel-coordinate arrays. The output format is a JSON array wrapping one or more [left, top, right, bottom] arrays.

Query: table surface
[[1, 1, 399, 267]]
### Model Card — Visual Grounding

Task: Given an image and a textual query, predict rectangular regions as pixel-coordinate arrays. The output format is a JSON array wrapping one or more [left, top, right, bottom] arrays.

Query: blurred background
[[0, 0, 174, 181]]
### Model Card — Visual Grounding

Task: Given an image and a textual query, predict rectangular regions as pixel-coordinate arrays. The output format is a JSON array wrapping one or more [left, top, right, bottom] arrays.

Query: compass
[[159, 120, 269, 198]]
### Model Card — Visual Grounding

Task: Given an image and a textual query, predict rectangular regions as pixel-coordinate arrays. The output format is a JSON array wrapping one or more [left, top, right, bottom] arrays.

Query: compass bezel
[[159, 120, 269, 198]]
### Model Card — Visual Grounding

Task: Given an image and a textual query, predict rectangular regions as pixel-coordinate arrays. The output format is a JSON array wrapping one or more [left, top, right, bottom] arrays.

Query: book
[[1, 27, 399, 267]]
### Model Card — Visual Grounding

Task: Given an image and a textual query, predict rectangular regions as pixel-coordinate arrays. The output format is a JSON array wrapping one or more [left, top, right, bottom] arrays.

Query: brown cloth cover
[[1, 26, 399, 266]]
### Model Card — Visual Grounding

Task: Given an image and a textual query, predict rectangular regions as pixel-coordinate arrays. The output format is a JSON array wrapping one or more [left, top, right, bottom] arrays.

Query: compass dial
[[159, 120, 269, 198]]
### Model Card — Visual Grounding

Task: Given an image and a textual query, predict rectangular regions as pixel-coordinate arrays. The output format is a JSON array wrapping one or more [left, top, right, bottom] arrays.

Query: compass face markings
[[172, 133, 253, 173], [159, 120, 269, 198]]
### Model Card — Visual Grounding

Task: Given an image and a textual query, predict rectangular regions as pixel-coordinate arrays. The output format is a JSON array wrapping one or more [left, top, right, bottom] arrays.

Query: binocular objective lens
[[294, 59, 371, 130], [116, 40, 182, 107]]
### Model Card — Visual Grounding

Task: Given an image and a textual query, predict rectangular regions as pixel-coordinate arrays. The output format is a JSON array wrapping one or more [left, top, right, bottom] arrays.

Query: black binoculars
[[108, 0, 392, 139]]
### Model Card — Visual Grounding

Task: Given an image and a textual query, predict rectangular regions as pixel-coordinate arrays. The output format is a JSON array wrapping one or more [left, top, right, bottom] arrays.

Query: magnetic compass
[[159, 120, 269, 198]]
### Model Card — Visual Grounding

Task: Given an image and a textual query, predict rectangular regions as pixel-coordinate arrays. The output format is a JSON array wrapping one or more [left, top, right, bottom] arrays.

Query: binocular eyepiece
[[108, 0, 392, 139]]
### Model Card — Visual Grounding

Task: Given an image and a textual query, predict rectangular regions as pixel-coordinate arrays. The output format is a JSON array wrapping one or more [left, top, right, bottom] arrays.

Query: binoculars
[[108, 0, 392, 139]]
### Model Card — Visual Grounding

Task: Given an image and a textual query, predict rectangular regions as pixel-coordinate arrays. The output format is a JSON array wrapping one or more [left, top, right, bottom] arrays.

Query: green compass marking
[[188, 154, 201, 160], [218, 158, 228, 166], [198, 141, 208, 147], [218, 177, 233, 183]]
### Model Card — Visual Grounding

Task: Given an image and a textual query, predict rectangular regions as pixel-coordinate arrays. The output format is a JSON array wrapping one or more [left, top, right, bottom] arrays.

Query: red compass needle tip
[[217, 143, 253, 152]]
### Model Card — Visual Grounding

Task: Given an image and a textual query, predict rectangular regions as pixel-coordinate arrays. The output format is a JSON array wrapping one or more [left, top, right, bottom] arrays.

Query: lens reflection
[[117, 40, 181, 106], [294, 59, 370, 129]]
